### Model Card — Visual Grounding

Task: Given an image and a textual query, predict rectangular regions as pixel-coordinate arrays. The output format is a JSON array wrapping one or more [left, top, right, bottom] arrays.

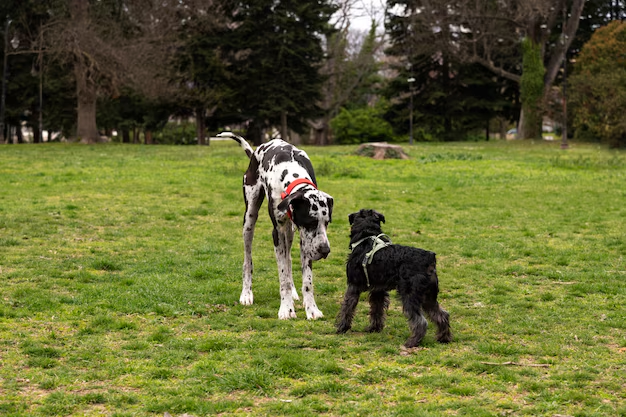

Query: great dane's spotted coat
[[217, 132, 334, 319]]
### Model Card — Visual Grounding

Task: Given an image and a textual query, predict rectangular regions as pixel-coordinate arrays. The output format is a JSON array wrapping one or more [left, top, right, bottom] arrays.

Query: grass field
[[0, 140, 625, 417]]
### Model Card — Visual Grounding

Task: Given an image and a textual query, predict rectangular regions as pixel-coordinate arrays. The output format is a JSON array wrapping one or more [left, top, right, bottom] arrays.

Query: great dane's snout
[[318, 243, 330, 259]]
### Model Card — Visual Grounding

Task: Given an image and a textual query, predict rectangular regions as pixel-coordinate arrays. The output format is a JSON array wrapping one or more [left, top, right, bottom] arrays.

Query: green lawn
[[0, 140, 624, 417]]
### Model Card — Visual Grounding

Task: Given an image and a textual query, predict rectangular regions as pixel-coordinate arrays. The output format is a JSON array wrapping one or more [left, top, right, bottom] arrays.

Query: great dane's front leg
[[274, 226, 297, 319], [301, 254, 324, 320], [284, 224, 299, 301], [240, 184, 263, 306]]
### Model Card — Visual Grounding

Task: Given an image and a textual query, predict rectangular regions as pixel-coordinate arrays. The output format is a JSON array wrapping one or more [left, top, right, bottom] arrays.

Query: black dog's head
[[348, 209, 385, 243]]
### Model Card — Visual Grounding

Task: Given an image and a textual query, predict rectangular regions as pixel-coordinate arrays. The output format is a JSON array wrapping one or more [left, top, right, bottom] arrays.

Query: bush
[[154, 121, 198, 145], [330, 103, 395, 144], [570, 21, 626, 148]]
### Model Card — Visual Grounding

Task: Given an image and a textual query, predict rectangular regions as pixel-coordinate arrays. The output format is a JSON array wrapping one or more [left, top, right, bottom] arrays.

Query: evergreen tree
[[384, 0, 515, 141], [221, 0, 337, 144], [384, 55, 513, 141], [170, 13, 231, 145]]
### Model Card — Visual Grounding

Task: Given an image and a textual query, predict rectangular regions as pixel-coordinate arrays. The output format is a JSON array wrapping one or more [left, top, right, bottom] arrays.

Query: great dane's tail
[[217, 131, 254, 159]]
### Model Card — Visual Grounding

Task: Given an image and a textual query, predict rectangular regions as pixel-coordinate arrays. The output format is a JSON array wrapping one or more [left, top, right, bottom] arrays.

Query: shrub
[[570, 21, 626, 148], [155, 121, 198, 145], [330, 103, 395, 144]]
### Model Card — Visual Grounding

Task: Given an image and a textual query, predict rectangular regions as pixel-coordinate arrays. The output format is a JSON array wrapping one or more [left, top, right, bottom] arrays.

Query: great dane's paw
[[278, 304, 297, 319], [291, 286, 300, 301], [306, 306, 324, 320], [239, 291, 254, 306]]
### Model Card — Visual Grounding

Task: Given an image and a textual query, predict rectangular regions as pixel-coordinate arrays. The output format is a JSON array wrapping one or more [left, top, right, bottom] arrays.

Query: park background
[[1, 0, 626, 147], [1, 1, 625, 416]]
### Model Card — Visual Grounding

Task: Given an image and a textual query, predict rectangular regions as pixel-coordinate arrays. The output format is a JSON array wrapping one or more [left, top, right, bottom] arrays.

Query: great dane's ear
[[348, 212, 357, 225], [277, 190, 307, 215], [373, 210, 385, 224], [325, 194, 334, 223]]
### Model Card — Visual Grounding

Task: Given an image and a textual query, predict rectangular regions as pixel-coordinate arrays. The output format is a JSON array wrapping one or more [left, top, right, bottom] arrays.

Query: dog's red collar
[[281, 178, 317, 220], [281, 178, 317, 200]]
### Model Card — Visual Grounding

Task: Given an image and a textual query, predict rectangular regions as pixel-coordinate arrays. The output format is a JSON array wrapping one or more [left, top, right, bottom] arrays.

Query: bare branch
[[467, 55, 521, 83], [544, 0, 586, 90], [481, 361, 550, 368]]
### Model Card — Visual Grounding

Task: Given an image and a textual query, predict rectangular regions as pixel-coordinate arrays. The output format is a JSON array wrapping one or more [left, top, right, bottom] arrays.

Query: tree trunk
[[196, 106, 207, 145], [485, 120, 489, 141], [247, 120, 264, 146], [145, 130, 153, 144], [519, 36, 544, 140], [122, 129, 130, 143], [443, 54, 454, 141], [543, 0, 585, 93], [313, 116, 332, 145], [519, 107, 542, 140], [280, 110, 288, 142], [75, 66, 99, 143], [499, 118, 507, 140], [520, 0, 584, 140], [33, 121, 41, 144], [71, 0, 100, 144], [16, 126, 24, 143], [322, 119, 332, 145]]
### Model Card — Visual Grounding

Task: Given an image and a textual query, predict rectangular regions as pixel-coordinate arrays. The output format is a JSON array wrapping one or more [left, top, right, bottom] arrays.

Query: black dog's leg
[[336, 284, 361, 334], [366, 290, 389, 333], [424, 302, 452, 343], [423, 267, 452, 343], [400, 291, 428, 348]]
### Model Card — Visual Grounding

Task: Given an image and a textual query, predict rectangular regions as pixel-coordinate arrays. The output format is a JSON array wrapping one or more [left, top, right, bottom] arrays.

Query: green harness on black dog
[[349, 233, 393, 287]]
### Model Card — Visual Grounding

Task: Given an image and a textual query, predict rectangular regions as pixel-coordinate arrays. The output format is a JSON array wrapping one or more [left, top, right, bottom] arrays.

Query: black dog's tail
[[217, 131, 254, 159]]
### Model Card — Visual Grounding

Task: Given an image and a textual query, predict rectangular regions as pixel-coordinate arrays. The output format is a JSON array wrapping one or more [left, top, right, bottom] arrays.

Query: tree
[[313, 0, 387, 145], [68, 0, 101, 142], [385, 1, 517, 141], [569, 20, 626, 147], [0, 0, 55, 143], [386, 0, 586, 140], [221, 0, 337, 145], [314, 23, 385, 145], [383, 54, 515, 141], [38, 0, 222, 143], [41, 62, 76, 140], [31, 0, 140, 143], [169, 10, 231, 146], [573, 0, 626, 54]]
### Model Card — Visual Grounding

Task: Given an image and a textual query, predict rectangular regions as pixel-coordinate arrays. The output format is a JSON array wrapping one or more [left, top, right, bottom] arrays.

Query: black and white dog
[[218, 132, 334, 320], [336, 209, 452, 347]]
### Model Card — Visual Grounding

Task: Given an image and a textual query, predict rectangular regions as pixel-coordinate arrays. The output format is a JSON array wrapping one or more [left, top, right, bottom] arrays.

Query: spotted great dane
[[217, 132, 334, 320]]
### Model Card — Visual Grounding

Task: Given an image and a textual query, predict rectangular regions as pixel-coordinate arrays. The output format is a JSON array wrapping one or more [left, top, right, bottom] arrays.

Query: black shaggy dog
[[336, 209, 452, 347]]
